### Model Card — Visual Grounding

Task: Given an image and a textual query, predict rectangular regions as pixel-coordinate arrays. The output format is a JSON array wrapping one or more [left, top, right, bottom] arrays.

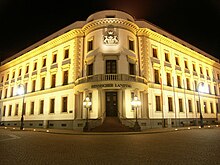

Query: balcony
[[75, 74, 147, 85]]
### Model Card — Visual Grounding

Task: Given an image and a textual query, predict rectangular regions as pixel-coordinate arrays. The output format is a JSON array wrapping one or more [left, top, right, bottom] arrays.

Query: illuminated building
[[0, 10, 219, 131]]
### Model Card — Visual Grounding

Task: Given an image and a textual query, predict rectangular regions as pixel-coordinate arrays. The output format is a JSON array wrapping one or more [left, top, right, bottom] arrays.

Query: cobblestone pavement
[[0, 127, 220, 165]]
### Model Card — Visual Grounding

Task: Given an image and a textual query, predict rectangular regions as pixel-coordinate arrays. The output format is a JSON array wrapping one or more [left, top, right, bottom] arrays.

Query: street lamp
[[83, 95, 92, 132], [131, 95, 141, 131], [17, 84, 25, 130], [197, 82, 206, 128]]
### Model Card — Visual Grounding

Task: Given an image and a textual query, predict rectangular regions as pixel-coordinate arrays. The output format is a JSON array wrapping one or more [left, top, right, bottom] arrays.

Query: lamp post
[[197, 82, 205, 128], [17, 84, 25, 130], [83, 95, 92, 132], [131, 95, 141, 131]]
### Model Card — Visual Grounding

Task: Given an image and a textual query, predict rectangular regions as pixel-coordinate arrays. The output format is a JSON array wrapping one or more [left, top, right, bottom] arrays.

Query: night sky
[[0, 0, 219, 63]]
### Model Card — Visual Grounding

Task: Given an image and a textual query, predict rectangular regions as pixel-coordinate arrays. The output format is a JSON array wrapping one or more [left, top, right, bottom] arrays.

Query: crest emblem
[[103, 28, 119, 45]]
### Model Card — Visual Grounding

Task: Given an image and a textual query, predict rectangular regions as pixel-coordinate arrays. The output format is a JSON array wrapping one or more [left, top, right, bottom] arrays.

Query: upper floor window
[[63, 70, 68, 85], [154, 69, 160, 84], [52, 54, 57, 63], [106, 60, 116, 74], [129, 39, 134, 51], [19, 68, 22, 76], [168, 97, 173, 112], [12, 71, 15, 79], [186, 78, 190, 90], [87, 63, 93, 76], [155, 96, 161, 111], [129, 63, 135, 75], [62, 97, 68, 112], [32, 80, 36, 92], [164, 52, 169, 62], [51, 74, 56, 88], [26, 65, 29, 73], [184, 60, 188, 69], [34, 62, 37, 71], [41, 77, 45, 90], [166, 72, 171, 86], [152, 48, 158, 58], [87, 40, 93, 52], [42, 58, 46, 67], [6, 74, 9, 81], [192, 63, 196, 72], [206, 69, 209, 77], [200, 66, 203, 74], [175, 57, 179, 66], [1, 76, 3, 83], [64, 49, 69, 59], [177, 75, 182, 88]]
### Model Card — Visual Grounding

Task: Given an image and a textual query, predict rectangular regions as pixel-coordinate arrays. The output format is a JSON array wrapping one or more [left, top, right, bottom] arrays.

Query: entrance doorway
[[106, 92, 118, 117]]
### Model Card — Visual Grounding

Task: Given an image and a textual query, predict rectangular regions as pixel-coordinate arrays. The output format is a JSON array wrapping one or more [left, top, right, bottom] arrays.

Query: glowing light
[[208, 126, 211, 128], [33, 129, 36, 131], [46, 130, 49, 133], [13, 128, 15, 130], [199, 126, 201, 128], [175, 128, 178, 131], [5, 127, 7, 129], [83, 96, 92, 109], [131, 95, 141, 108], [17, 85, 25, 95], [188, 127, 190, 130], [198, 82, 209, 93]]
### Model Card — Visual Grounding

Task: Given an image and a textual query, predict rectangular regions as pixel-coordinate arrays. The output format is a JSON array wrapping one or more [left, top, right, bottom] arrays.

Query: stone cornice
[[82, 18, 139, 35], [0, 29, 84, 71], [137, 28, 220, 69]]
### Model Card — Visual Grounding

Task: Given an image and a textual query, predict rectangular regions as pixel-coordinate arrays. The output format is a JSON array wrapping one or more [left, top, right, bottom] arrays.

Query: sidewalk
[[1, 124, 219, 135]]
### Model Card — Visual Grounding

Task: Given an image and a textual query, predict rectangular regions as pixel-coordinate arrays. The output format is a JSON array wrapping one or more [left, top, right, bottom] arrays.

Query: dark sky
[[0, 0, 219, 62]]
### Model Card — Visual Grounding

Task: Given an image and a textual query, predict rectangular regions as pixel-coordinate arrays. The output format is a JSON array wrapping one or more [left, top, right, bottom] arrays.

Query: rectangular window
[[6, 74, 9, 81], [196, 101, 200, 113], [214, 86, 217, 95], [50, 98, 55, 113], [184, 60, 188, 69], [131, 92, 135, 110], [129, 39, 134, 51], [194, 80, 198, 92], [166, 73, 171, 86], [23, 103, 26, 115], [188, 100, 192, 112], [210, 102, 214, 113], [19, 68, 22, 76], [12, 71, 15, 79], [63, 71, 68, 85], [175, 57, 179, 66], [51, 74, 56, 88], [129, 63, 135, 75], [30, 101, 34, 115], [26, 65, 29, 73], [40, 100, 44, 114], [4, 88, 7, 98], [3, 106, 6, 116], [192, 64, 196, 71], [62, 97, 68, 112], [53, 54, 57, 63], [8, 105, 12, 116], [155, 96, 161, 111], [42, 58, 46, 67], [154, 69, 160, 84], [15, 104, 19, 116], [186, 78, 190, 90], [64, 49, 69, 59], [218, 74, 220, 80], [10, 87, 13, 97], [204, 102, 207, 113], [179, 99, 183, 112], [106, 60, 116, 74], [24, 83, 28, 94], [216, 103, 219, 113], [34, 62, 37, 71], [200, 66, 203, 74], [87, 40, 93, 52], [87, 64, 93, 76], [1, 76, 4, 82], [41, 77, 45, 90], [177, 76, 181, 88], [0, 90, 2, 99], [168, 97, 173, 112], [32, 80, 36, 92], [165, 52, 169, 62], [206, 69, 209, 77], [152, 48, 158, 58]]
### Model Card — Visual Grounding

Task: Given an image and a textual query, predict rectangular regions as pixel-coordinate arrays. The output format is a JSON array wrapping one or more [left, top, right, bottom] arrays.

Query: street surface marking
[[0, 134, 20, 142]]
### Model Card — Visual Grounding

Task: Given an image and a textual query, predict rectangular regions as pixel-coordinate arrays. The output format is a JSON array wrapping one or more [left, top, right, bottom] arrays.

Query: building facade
[[0, 10, 220, 131]]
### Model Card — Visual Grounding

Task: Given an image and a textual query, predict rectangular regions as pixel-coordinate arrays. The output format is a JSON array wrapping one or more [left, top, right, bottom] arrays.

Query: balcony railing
[[75, 74, 147, 85]]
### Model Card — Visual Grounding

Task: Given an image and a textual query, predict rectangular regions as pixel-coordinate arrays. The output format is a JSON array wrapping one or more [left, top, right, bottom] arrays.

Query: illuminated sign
[[91, 83, 131, 88]]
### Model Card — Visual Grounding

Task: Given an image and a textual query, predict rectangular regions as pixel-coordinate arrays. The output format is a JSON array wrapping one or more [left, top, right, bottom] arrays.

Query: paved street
[[0, 127, 220, 165]]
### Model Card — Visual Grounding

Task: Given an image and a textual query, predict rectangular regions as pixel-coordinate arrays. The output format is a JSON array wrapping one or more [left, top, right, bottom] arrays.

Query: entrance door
[[106, 92, 118, 117]]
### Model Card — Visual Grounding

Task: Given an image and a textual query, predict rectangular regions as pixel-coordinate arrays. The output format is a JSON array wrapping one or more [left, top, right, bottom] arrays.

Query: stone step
[[90, 117, 134, 132]]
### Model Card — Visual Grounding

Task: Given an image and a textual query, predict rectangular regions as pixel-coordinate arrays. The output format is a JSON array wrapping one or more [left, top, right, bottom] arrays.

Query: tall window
[[3, 106, 6, 116], [177, 76, 181, 88], [210, 102, 214, 113], [87, 64, 93, 76], [15, 104, 19, 116], [188, 100, 192, 112], [196, 101, 200, 113], [175, 57, 179, 66], [106, 60, 116, 74], [41, 77, 45, 90], [4, 88, 7, 98], [34, 62, 37, 71], [42, 58, 46, 67], [40, 100, 44, 114], [32, 80, 36, 92], [53, 54, 57, 63], [214, 85, 217, 95], [194, 80, 198, 91], [10, 87, 14, 97], [192, 64, 196, 71], [0, 90, 2, 99], [129, 63, 135, 75], [87, 40, 93, 52], [179, 99, 183, 112], [216, 103, 219, 114], [154, 69, 160, 84], [50, 98, 55, 113], [1, 76, 4, 82], [129, 39, 134, 51], [51, 74, 56, 88], [30, 101, 34, 115], [152, 48, 158, 58], [184, 60, 188, 69], [165, 52, 169, 62], [6, 74, 9, 81], [208, 84, 211, 94], [19, 68, 22, 76], [166, 73, 171, 86], [63, 71, 68, 85], [168, 97, 173, 112], [64, 49, 69, 59], [200, 66, 203, 74], [186, 78, 190, 90], [155, 96, 161, 111], [8, 105, 12, 116], [206, 69, 209, 77], [26, 65, 29, 73], [62, 97, 68, 112], [204, 102, 207, 113], [23, 103, 26, 115]]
